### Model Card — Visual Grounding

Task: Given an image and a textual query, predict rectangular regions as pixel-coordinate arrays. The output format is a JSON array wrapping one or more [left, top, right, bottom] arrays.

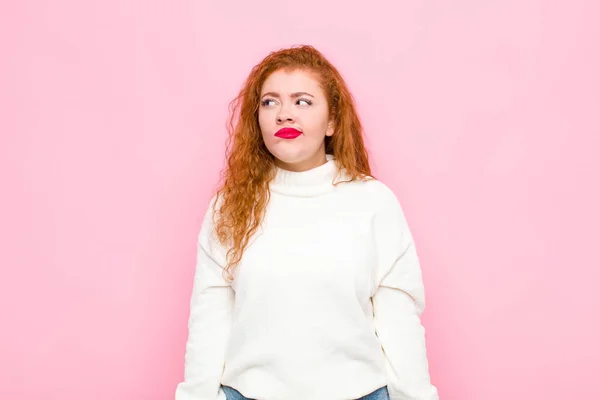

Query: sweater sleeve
[[371, 188, 439, 400], [175, 197, 234, 400]]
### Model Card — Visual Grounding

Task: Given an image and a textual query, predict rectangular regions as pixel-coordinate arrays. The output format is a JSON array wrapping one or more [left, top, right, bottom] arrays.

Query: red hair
[[213, 45, 374, 280]]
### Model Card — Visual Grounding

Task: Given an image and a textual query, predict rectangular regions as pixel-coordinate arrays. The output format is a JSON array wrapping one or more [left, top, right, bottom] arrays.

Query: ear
[[325, 119, 335, 137]]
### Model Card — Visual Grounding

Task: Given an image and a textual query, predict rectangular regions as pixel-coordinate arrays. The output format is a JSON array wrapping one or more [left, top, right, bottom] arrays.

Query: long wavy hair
[[213, 45, 374, 281]]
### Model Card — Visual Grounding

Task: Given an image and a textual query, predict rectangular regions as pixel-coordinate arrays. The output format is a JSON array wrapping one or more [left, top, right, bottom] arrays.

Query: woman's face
[[258, 69, 334, 172]]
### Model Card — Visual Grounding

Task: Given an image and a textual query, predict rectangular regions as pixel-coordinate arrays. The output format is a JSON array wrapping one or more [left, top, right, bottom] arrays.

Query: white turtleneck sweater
[[175, 155, 439, 400]]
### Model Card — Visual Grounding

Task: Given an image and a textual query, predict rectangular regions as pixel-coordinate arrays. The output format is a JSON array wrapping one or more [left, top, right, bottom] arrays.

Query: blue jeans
[[221, 385, 389, 400]]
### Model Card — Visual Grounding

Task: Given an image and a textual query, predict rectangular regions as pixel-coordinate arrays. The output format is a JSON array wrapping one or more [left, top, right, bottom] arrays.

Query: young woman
[[175, 45, 439, 400]]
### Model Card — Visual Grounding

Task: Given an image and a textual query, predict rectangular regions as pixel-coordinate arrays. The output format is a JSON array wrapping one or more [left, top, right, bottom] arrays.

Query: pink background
[[1, 1, 599, 399]]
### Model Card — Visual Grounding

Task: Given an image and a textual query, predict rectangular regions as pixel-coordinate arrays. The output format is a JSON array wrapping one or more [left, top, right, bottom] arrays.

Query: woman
[[175, 45, 439, 400]]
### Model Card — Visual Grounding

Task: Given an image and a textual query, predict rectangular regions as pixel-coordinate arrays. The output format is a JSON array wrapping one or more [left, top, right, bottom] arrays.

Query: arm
[[371, 189, 439, 400], [175, 198, 234, 400]]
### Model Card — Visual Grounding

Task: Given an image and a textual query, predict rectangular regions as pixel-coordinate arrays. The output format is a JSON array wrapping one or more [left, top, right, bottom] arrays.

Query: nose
[[276, 103, 294, 124]]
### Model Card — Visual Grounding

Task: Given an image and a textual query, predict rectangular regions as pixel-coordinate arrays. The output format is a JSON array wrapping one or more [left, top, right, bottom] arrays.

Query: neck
[[274, 145, 328, 172], [269, 154, 344, 197]]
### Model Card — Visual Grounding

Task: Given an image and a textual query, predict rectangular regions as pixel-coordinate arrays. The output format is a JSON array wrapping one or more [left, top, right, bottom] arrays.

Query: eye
[[297, 98, 312, 106], [261, 99, 276, 107]]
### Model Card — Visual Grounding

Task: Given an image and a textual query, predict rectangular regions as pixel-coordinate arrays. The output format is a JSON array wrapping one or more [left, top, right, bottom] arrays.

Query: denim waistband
[[221, 385, 389, 400]]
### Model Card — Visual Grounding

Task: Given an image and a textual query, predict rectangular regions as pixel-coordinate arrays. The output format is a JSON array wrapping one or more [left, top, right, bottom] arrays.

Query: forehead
[[260, 69, 323, 94]]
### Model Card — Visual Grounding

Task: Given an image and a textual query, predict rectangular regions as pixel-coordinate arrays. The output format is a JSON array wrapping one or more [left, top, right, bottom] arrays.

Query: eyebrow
[[261, 91, 315, 99]]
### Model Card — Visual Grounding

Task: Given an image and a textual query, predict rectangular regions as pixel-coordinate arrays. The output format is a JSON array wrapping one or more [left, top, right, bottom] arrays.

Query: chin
[[266, 142, 325, 169], [268, 147, 308, 164], [273, 154, 307, 166]]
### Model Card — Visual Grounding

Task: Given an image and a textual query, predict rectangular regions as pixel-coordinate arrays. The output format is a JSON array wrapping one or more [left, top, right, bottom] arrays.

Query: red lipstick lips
[[274, 127, 302, 139]]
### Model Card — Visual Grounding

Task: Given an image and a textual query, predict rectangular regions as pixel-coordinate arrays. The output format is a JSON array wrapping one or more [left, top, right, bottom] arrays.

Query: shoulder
[[200, 193, 220, 226], [198, 192, 228, 246], [339, 175, 402, 211], [198, 192, 229, 265], [363, 178, 399, 202]]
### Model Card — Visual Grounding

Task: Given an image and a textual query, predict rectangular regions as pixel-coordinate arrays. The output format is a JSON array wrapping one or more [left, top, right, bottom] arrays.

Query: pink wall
[[1, 1, 599, 399]]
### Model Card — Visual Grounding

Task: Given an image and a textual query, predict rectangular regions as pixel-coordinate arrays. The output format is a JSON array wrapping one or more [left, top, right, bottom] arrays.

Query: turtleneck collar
[[269, 154, 346, 197]]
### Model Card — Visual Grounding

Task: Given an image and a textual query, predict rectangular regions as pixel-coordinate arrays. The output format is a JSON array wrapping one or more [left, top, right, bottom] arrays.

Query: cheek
[[258, 110, 272, 132], [258, 111, 274, 144], [305, 110, 330, 135]]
